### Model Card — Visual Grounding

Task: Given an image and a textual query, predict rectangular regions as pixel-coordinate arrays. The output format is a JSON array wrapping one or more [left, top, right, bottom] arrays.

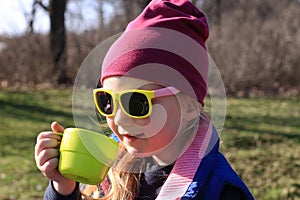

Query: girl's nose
[[114, 106, 133, 127]]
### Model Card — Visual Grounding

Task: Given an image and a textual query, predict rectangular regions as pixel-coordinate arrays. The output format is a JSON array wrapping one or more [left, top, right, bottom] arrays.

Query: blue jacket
[[182, 135, 254, 199]]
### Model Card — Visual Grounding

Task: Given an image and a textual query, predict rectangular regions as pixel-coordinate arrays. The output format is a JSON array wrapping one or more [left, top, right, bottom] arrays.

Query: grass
[[0, 88, 299, 199], [220, 97, 300, 199], [0, 89, 74, 200]]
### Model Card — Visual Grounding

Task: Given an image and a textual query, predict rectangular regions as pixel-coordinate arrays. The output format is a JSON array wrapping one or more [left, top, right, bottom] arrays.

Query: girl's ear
[[181, 95, 202, 121]]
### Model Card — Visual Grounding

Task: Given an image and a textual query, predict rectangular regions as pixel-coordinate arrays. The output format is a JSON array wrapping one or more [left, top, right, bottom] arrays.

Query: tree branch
[[34, 0, 49, 12]]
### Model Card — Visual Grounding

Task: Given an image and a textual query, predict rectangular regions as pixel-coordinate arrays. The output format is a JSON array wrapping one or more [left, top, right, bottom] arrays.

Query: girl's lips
[[123, 134, 138, 142], [122, 133, 144, 142]]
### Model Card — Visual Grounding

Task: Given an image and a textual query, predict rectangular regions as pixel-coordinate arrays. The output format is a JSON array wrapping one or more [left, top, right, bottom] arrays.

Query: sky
[[0, 0, 112, 36], [0, 0, 44, 35]]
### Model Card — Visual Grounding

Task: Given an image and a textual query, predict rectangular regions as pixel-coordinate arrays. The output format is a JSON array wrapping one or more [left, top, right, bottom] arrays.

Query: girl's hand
[[35, 121, 76, 195]]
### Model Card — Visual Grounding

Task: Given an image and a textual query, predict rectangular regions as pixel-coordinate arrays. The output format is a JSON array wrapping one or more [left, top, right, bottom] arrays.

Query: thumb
[[51, 121, 65, 133]]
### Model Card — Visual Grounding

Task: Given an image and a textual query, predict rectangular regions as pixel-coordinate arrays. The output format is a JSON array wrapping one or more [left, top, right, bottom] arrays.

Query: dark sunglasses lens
[[121, 92, 149, 117], [96, 91, 113, 115]]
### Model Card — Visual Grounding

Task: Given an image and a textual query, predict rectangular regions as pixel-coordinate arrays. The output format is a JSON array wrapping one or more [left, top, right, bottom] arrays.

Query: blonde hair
[[103, 144, 144, 200], [81, 144, 145, 200]]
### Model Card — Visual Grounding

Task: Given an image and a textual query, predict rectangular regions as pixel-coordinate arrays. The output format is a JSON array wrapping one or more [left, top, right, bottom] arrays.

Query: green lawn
[[0, 89, 299, 200], [0, 89, 74, 200], [220, 98, 300, 199]]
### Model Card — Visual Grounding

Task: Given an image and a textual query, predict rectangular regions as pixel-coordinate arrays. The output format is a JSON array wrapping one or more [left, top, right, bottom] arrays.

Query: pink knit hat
[[101, 0, 209, 105]]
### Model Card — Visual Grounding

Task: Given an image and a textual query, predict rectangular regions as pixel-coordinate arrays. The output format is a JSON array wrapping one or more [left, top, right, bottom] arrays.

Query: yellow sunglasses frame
[[93, 86, 180, 119]]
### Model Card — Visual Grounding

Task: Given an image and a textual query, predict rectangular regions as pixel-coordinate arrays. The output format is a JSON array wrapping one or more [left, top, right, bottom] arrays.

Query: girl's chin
[[126, 145, 166, 158], [127, 149, 154, 158], [125, 145, 156, 158], [131, 152, 154, 158]]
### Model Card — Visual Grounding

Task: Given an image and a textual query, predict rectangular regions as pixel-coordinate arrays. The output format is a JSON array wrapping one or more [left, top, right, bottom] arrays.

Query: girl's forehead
[[102, 76, 162, 91]]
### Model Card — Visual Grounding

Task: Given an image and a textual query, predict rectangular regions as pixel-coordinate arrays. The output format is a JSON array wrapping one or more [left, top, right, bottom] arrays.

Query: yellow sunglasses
[[93, 86, 180, 118]]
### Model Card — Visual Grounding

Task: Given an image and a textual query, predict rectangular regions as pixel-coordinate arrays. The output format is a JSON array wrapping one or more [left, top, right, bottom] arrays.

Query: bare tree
[[28, 0, 68, 84], [201, 0, 222, 25], [49, 0, 68, 84], [137, 0, 151, 9], [122, 0, 151, 22], [215, 0, 222, 25]]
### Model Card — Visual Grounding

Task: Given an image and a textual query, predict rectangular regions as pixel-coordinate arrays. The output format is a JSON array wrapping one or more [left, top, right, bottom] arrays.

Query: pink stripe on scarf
[[156, 116, 213, 200]]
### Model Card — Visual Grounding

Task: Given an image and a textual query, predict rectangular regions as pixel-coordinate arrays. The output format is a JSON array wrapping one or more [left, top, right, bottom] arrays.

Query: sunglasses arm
[[154, 86, 180, 98]]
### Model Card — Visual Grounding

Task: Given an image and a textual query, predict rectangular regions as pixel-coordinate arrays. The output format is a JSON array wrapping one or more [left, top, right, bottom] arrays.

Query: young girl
[[35, 0, 255, 199]]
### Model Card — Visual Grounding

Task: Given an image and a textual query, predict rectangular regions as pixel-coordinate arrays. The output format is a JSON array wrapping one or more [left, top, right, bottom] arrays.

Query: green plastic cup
[[58, 128, 119, 185]]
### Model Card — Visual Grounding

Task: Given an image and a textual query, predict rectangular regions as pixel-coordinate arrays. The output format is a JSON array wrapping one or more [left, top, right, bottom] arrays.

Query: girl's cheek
[[106, 117, 119, 134], [135, 104, 168, 138], [132, 118, 151, 127]]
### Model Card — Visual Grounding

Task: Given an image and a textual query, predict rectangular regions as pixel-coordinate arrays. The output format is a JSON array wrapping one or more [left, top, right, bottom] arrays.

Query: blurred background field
[[0, 0, 300, 199], [0, 89, 299, 200], [0, 0, 299, 95]]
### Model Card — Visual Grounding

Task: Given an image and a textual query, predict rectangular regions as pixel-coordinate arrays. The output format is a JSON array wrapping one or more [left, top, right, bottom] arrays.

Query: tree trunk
[[123, 0, 151, 22], [137, 0, 151, 9], [49, 0, 68, 84], [216, 0, 222, 25]]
